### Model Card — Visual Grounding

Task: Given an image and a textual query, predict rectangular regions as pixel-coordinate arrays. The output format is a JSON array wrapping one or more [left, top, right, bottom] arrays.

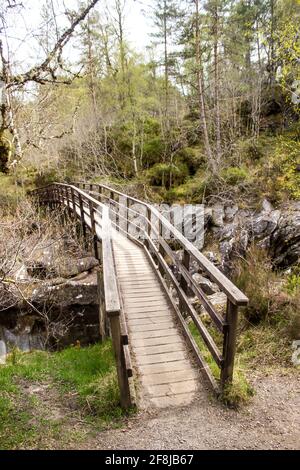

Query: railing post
[[88, 199, 99, 260], [179, 249, 190, 315], [220, 299, 239, 389], [97, 269, 106, 341], [126, 197, 130, 236], [180, 249, 190, 295], [145, 206, 151, 247], [108, 310, 132, 409], [71, 187, 76, 219], [158, 219, 165, 276], [78, 192, 87, 242], [67, 187, 73, 218]]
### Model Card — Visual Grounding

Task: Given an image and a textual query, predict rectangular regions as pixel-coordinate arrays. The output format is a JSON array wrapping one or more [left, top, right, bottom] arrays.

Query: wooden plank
[[142, 369, 197, 386], [129, 322, 174, 333], [133, 335, 179, 348], [125, 305, 170, 312], [135, 351, 187, 365], [130, 328, 178, 340], [119, 272, 157, 279], [121, 290, 163, 298], [127, 316, 173, 327], [120, 281, 160, 288], [124, 298, 169, 306], [128, 312, 172, 320], [125, 302, 170, 311], [144, 379, 198, 397], [139, 360, 191, 375], [132, 343, 186, 356]]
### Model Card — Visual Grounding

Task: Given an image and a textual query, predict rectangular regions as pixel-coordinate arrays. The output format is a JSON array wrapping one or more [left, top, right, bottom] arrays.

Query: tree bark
[[194, 0, 214, 169]]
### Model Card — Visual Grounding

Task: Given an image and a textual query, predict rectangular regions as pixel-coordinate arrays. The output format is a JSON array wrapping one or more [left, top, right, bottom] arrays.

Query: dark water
[[0, 305, 100, 362]]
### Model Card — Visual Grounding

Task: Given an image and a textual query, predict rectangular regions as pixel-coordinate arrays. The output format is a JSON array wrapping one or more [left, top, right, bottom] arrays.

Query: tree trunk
[[213, 3, 222, 165], [194, 0, 214, 170]]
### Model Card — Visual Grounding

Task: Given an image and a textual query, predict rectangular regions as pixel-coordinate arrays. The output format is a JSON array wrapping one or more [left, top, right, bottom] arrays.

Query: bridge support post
[[97, 269, 107, 341], [108, 311, 132, 409], [88, 200, 99, 260], [220, 300, 239, 389], [78, 193, 87, 245], [179, 249, 190, 316]]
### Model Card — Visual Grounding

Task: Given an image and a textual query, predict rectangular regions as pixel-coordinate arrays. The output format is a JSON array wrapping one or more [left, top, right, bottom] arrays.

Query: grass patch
[[189, 322, 254, 408], [0, 341, 126, 450]]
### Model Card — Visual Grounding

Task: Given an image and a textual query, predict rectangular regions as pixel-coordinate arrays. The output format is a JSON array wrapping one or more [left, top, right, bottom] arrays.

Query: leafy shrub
[[34, 169, 61, 188], [175, 146, 205, 174], [221, 166, 249, 186], [234, 246, 279, 323], [146, 162, 189, 188], [272, 137, 300, 200], [142, 138, 165, 166], [165, 170, 217, 203], [234, 245, 300, 334]]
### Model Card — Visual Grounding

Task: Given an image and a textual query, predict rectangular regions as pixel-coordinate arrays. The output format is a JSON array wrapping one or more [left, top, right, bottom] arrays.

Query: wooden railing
[[31, 183, 132, 408], [32, 181, 249, 394], [73, 181, 249, 392]]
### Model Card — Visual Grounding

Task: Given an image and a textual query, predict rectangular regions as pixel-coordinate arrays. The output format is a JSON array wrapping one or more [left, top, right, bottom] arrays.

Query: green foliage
[[0, 175, 24, 215], [286, 271, 300, 295], [222, 376, 255, 408], [234, 246, 279, 323], [234, 245, 300, 339], [0, 342, 125, 449], [0, 133, 10, 173], [146, 161, 189, 188], [34, 170, 62, 188], [221, 166, 249, 186], [142, 137, 165, 166], [272, 136, 300, 199]]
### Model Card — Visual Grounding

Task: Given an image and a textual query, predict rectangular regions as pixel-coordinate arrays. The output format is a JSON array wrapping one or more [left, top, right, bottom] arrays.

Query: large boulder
[[270, 202, 300, 268], [56, 257, 99, 278], [192, 273, 220, 295], [30, 270, 98, 308]]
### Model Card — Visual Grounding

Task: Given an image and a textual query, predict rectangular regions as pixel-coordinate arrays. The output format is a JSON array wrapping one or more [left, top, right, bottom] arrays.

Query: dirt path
[[73, 372, 299, 450]]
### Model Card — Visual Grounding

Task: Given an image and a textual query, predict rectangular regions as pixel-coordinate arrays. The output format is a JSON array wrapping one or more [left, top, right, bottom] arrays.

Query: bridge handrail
[[31, 183, 132, 407], [32, 181, 249, 392], [74, 181, 248, 307]]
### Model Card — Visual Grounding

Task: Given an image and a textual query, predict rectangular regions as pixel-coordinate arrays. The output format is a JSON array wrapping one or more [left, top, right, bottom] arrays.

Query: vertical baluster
[[89, 199, 99, 259], [78, 192, 87, 242], [220, 299, 239, 390]]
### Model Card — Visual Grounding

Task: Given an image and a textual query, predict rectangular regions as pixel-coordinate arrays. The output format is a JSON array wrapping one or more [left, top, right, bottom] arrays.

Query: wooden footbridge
[[32, 182, 248, 409]]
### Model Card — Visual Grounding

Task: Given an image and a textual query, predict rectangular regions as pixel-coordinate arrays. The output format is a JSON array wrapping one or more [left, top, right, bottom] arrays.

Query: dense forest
[[0, 0, 299, 451], [0, 0, 299, 205]]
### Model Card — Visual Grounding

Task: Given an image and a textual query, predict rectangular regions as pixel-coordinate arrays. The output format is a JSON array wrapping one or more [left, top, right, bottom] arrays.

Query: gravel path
[[76, 372, 300, 450]]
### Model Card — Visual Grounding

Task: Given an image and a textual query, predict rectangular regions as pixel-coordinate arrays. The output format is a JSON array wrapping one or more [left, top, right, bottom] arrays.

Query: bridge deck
[[113, 231, 200, 408]]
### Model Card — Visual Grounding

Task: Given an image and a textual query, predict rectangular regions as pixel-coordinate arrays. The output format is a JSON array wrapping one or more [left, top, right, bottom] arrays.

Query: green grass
[[189, 322, 255, 408], [0, 341, 126, 450]]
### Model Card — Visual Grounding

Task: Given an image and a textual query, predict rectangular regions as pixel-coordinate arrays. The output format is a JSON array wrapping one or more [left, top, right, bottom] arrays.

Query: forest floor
[[5, 368, 298, 450]]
